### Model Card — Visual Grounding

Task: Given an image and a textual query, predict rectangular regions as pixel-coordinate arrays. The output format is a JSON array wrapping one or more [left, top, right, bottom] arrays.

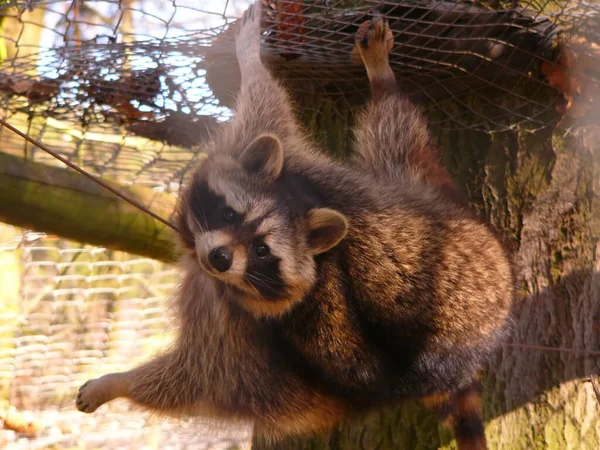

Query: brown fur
[[76, 6, 512, 450]]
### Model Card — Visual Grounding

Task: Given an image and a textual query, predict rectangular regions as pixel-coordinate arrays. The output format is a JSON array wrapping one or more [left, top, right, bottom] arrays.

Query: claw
[[353, 14, 393, 53]]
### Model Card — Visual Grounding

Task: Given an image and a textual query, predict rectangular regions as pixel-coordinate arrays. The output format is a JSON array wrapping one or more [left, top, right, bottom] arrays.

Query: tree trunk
[[253, 81, 600, 448]]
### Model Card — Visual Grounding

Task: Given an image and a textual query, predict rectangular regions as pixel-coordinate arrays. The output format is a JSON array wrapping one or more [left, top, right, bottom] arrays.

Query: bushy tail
[[352, 15, 463, 202], [354, 94, 457, 189], [422, 382, 488, 450], [448, 383, 488, 450]]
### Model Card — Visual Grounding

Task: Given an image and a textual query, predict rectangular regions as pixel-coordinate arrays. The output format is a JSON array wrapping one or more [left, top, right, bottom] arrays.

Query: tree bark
[[0, 152, 179, 263]]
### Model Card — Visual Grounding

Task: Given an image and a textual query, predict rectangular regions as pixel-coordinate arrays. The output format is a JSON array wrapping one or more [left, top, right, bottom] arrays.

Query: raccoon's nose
[[208, 246, 233, 272]]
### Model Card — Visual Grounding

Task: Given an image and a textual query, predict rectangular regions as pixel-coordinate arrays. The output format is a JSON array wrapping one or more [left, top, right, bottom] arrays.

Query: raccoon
[[76, 4, 513, 449]]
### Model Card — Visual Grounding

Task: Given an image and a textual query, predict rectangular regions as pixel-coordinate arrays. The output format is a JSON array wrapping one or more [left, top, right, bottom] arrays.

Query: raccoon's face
[[178, 134, 348, 317]]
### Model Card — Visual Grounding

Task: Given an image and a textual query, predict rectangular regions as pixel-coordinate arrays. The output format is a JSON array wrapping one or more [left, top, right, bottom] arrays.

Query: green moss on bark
[[0, 152, 179, 262]]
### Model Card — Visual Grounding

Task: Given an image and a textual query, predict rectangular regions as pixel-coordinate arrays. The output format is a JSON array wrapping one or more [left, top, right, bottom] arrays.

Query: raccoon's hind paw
[[354, 14, 393, 61], [352, 13, 396, 95], [241, 1, 261, 26], [236, 1, 263, 64]]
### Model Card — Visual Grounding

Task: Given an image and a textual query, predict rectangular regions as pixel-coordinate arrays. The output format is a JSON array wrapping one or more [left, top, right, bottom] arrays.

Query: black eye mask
[[189, 181, 241, 231]]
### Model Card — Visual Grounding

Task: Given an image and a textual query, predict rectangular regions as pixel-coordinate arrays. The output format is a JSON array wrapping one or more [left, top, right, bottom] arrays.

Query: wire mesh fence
[[0, 224, 253, 448], [1, 0, 599, 190], [1, 0, 599, 447]]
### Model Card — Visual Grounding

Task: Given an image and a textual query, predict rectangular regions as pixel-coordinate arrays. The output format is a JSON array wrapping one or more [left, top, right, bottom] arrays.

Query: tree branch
[[0, 152, 179, 262]]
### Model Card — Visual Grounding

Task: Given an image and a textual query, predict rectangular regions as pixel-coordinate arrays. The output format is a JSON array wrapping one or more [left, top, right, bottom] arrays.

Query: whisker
[[242, 278, 266, 300], [183, 194, 208, 232], [245, 273, 270, 289], [244, 273, 281, 297]]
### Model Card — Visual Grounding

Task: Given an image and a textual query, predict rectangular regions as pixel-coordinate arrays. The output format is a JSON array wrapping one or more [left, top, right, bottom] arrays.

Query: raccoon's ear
[[306, 208, 349, 255], [240, 134, 284, 182]]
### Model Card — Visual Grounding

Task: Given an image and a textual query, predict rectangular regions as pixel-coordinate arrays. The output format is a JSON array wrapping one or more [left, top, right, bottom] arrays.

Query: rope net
[[0, 0, 598, 447]]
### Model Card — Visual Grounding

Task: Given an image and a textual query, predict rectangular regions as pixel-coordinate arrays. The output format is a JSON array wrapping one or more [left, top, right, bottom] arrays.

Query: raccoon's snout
[[208, 246, 233, 272]]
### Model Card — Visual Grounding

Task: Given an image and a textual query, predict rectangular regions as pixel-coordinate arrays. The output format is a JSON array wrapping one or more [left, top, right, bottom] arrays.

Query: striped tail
[[352, 14, 466, 205], [422, 382, 487, 450]]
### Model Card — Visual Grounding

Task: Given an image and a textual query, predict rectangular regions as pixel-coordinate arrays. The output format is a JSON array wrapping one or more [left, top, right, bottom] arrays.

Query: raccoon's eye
[[255, 243, 270, 259], [222, 207, 237, 223]]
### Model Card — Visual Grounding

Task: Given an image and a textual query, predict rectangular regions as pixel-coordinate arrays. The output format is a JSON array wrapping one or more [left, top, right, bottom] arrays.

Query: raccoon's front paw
[[76, 373, 127, 413], [235, 1, 263, 65]]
